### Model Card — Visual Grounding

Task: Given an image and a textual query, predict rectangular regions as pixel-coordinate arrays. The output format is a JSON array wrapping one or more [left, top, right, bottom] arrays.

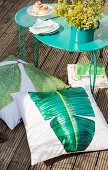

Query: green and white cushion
[[14, 86, 108, 165], [0, 56, 68, 129]]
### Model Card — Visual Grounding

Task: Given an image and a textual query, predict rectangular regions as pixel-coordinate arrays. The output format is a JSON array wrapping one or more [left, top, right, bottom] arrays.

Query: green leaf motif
[[24, 64, 69, 92], [29, 87, 95, 152], [76, 63, 105, 76], [3, 55, 17, 61], [0, 64, 21, 109]]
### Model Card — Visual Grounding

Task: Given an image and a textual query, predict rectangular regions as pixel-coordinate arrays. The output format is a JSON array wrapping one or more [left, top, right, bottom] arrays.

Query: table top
[[15, 5, 108, 52]]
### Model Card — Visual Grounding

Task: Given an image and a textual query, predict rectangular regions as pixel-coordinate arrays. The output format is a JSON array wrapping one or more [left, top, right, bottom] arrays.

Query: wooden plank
[[96, 88, 108, 122], [0, 0, 36, 55], [95, 150, 108, 170], [103, 48, 108, 72], [7, 134, 31, 170], [0, 22, 18, 56], [73, 152, 99, 170], [32, 159, 54, 170], [1, 30, 31, 61], [0, 120, 8, 146], [51, 154, 77, 170], [54, 52, 81, 83], [17, 35, 52, 65], [0, 0, 35, 37], [25, 37, 52, 66], [39, 43, 52, 68], [0, 123, 25, 170], [0, 0, 17, 21], [0, 0, 7, 7], [40, 47, 65, 75], [0, 119, 7, 131]]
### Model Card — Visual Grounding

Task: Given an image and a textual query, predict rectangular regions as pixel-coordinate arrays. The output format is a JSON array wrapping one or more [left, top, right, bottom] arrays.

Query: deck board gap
[[94, 152, 100, 169]]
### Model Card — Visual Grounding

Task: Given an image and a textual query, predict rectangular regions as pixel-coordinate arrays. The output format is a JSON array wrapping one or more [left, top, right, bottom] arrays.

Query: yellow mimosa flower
[[53, 0, 103, 29]]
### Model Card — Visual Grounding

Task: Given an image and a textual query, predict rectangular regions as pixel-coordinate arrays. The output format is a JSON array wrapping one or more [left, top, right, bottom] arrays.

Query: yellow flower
[[53, 0, 103, 29]]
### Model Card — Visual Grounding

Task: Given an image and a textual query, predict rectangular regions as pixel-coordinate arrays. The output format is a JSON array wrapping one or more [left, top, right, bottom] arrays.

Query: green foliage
[[3, 55, 17, 61], [76, 63, 106, 76], [29, 87, 95, 152], [53, 0, 103, 29], [24, 64, 69, 92], [0, 64, 21, 109]]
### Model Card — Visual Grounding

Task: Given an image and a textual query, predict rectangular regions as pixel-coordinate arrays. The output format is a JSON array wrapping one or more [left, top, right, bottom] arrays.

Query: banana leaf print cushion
[[14, 86, 108, 165], [0, 56, 68, 129]]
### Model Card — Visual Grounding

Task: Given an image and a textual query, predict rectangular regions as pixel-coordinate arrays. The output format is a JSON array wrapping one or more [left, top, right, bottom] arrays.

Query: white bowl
[[27, 5, 53, 17]]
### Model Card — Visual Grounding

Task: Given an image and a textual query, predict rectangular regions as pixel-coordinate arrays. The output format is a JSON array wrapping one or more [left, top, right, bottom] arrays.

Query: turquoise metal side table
[[15, 5, 108, 92]]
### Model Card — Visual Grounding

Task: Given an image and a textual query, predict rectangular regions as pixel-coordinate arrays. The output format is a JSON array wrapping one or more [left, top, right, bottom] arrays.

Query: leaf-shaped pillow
[[0, 55, 69, 129], [14, 86, 108, 165]]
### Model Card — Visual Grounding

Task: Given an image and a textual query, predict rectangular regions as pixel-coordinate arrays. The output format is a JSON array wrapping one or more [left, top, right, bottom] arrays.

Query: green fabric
[[3, 55, 17, 61], [24, 64, 69, 92], [75, 63, 105, 76], [29, 87, 95, 152], [0, 64, 21, 110], [0, 55, 68, 110]]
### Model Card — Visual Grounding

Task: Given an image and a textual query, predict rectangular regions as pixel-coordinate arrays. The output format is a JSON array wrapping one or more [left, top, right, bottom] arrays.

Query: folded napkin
[[29, 19, 58, 35]]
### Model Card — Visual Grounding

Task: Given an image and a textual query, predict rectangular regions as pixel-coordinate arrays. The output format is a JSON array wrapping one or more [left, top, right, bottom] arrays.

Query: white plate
[[40, 23, 59, 35], [29, 19, 60, 35], [29, 23, 59, 35], [27, 5, 53, 17]]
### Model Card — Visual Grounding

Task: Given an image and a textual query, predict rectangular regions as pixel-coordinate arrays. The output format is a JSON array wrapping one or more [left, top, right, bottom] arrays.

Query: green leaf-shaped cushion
[[0, 55, 69, 130], [29, 87, 95, 152], [24, 64, 69, 92], [0, 56, 69, 110]]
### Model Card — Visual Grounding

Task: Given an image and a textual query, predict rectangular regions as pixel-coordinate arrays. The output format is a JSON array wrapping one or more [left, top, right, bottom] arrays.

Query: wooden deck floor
[[0, 0, 108, 169]]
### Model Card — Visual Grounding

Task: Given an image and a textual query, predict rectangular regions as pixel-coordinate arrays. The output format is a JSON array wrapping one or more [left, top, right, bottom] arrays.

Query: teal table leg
[[32, 36, 40, 67], [18, 26, 26, 60], [89, 51, 97, 93], [99, 48, 104, 58]]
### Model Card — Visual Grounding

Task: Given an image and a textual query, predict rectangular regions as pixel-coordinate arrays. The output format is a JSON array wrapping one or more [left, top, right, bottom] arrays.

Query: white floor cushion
[[13, 86, 108, 165]]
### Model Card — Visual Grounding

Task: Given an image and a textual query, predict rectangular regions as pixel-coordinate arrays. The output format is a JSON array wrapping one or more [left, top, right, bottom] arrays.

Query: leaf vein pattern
[[55, 90, 78, 150]]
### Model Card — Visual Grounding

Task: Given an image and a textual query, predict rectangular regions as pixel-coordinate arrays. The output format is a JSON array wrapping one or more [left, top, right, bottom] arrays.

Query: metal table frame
[[15, 5, 108, 92]]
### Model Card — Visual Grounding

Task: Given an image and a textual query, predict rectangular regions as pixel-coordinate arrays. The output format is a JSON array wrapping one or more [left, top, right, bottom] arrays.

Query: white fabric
[[0, 61, 18, 66], [0, 60, 37, 130], [0, 101, 20, 129], [13, 87, 108, 165]]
